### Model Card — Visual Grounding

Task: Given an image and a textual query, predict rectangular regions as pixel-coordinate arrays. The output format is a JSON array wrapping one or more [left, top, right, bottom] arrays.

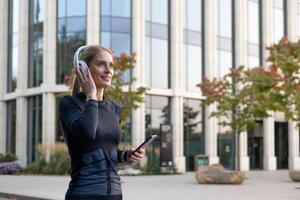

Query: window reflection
[[151, 0, 168, 24], [298, 1, 300, 37], [7, 0, 19, 92], [273, 0, 284, 42], [151, 38, 168, 88], [247, 0, 260, 68], [112, 0, 131, 17], [145, 0, 169, 88], [218, 0, 232, 38], [100, 0, 132, 83], [145, 95, 170, 168], [217, 0, 232, 78], [29, 0, 44, 88], [56, 0, 86, 84], [6, 100, 16, 154], [183, 99, 203, 171], [27, 95, 43, 164], [219, 51, 232, 78], [182, 0, 203, 92], [187, 45, 201, 92]]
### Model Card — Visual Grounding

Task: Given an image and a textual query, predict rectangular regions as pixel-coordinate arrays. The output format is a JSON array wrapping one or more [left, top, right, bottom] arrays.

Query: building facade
[[0, 0, 300, 172]]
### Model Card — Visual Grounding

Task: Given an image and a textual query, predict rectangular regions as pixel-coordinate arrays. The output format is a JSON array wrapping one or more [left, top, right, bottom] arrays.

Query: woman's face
[[89, 50, 114, 89]]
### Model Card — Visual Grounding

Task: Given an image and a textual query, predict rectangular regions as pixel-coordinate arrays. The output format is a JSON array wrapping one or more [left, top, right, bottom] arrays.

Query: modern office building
[[0, 0, 300, 172]]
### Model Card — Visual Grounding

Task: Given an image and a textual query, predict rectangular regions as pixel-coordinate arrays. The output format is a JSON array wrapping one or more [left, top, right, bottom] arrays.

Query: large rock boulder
[[195, 164, 245, 184], [289, 170, 300, 182]]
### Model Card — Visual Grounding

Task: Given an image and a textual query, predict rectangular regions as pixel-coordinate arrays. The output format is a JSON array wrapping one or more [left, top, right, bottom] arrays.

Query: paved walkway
[[0, 170, 299, 200]]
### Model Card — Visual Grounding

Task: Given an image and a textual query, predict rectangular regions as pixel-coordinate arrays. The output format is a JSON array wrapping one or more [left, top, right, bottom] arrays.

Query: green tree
[[265, 37, 300, 124], [198, 65, 275, 170]]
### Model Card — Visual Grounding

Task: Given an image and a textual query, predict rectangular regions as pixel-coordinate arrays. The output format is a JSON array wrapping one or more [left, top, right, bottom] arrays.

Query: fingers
[[74, 67, 84, 84], [75, 66, 91, 85], [128, 148, 145, 163]]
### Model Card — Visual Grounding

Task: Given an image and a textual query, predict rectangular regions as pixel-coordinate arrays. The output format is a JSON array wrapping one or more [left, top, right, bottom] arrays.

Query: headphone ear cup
[[78, 60, 88, 69]]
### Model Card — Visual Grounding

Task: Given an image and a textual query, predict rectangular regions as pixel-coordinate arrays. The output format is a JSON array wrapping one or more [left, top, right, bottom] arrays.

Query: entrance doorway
[[248, 122, 263, 169], [275, 122, 289, 169]]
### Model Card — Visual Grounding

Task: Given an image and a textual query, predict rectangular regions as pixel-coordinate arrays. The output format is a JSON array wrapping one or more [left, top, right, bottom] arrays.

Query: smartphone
[[129, 135, 158, 156]]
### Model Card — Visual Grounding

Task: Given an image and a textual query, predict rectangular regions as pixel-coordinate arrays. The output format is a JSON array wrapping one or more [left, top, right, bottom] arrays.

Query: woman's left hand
[[127, 148, 145, 163]]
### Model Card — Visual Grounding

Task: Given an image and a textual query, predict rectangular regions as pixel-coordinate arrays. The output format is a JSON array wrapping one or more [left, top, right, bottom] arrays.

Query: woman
[[59, 45, 144, 200]]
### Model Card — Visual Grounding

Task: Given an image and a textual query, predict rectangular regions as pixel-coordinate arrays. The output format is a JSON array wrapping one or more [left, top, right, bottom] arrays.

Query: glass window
[[187, 45, 202, 92], [187, 0, 201, 31], [183, 98, 203, 171], [145, 95, 170, 168], [248, 56, 260, 68], [111, 17, 131, 33], [57, 0, 66, 17], [112, 0, 131, 17], [67, 0, 86, 16], [145, 37, 151, 86], [29, 0, 44, 88], [6, 100, 16, 154], [100, 0, 132, 83], [247, 0, 259, 44], [182, 0, 203, 91], [181, 43, 187, 90], [247, 0, 260, 68], [111, 33, 130, 55], [298, 1, 300, 37], [218, 0, 232, 38], [151, 0, 168, 24], [56, 0, 87, 84], [27, 95, 43, 164], [217, 0, 233, 78], [273, 0, 284, 42], [101, 32, 111, 47], [219, 50, 232, 78], [7, 0, 19, 92], [145, 0, 169, 88], [151, 39, 168, 88], [101, 0, 110, 16]]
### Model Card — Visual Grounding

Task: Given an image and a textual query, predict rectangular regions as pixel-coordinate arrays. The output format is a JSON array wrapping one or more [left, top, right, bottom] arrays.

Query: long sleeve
[[59, 96, 99, 142]]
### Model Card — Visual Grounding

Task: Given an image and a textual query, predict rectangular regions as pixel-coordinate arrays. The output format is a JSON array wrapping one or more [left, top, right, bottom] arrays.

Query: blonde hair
[[71, 45, 113, 96]]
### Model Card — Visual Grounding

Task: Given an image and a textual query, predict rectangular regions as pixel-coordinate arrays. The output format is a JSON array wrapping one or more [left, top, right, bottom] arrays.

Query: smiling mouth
[[101, 76, 111, 81]]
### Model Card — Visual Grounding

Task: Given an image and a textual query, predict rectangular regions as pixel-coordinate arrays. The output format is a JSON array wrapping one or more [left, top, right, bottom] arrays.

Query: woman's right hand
[[74, 66, 97, 100]]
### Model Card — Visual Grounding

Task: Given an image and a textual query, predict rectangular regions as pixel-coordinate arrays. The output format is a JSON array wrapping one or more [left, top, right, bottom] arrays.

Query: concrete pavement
[[0, 171, 299, 200]]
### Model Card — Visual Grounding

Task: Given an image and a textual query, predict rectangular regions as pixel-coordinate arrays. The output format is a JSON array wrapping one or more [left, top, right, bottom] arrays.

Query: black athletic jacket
[[59, 92, 124, 200]]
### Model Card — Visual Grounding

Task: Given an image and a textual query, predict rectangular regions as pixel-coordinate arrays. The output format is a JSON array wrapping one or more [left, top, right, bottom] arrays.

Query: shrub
[[25, 142, 71, 175], [0, 161, 22, 174], [0, 153, 18, 163]]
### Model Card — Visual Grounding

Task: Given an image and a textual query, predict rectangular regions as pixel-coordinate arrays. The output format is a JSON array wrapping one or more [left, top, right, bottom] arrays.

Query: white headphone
[[73, 45, 88, 69]]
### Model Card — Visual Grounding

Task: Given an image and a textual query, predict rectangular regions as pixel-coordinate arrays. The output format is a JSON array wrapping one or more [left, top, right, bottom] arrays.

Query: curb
[[0, 193, 51, 200]]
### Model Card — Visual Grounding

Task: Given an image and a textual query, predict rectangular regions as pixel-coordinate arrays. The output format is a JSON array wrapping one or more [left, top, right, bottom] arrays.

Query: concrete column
[[42, 0, 57, 162], [234, 0, 249, 171], [43, 0, 57, 86], [204, 0, 219, 165], [131, 0, 146, 149], [0, 0, 8, 153], [169, 0, 185, 173], [263, 114, 276, 170], [15, 0, 29, 167], [42, 93, 56, 162], [15, 97, 27, 167], [286, 0, 300, 171], [87, 0, 100, 45], [261, 0, 277, 171], [286, 0, 297, 42], [288, 121, 300, 170]]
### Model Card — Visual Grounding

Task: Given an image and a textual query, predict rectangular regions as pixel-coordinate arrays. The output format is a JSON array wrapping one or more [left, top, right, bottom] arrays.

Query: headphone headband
[[73, 45, 88, 68]]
